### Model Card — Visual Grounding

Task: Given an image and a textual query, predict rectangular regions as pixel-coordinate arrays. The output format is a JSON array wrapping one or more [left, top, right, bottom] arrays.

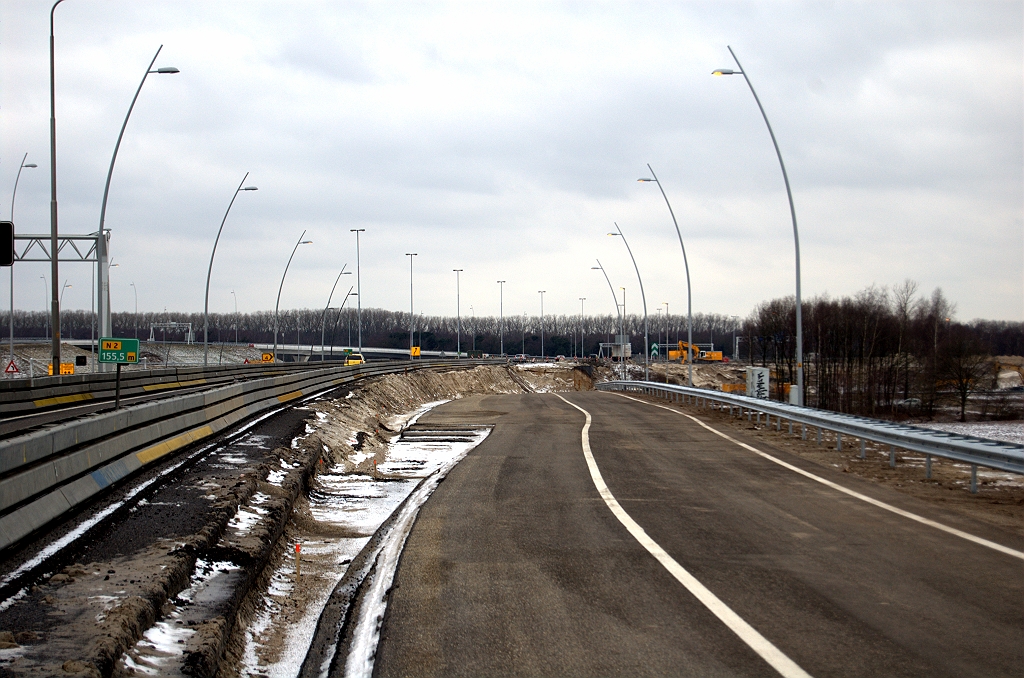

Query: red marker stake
[[295, 542, 301, 579]]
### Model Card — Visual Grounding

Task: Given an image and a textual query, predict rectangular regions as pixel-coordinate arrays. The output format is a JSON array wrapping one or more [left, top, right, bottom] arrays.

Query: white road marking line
[[611, 391, 1024, 562], [554, 393, 813, 678]]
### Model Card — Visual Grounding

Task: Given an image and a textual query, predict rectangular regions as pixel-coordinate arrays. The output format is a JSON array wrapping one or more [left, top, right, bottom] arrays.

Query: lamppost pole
[[497, 281, 505, 356], [639, 165, 692, 386], [351, 229, 365, 353], [315, 265, 348, 360], [231, 291, 237, 344], [39, 276, 48, 340], [130, 282, 137, 339], [609, 223, 649, 381], [10, 153, 37, 362], [49, 0, 67, 370], [273, 231, 312, 362], [406, 253, 417, 358], [470, 305, 475, 352], [714, 46, 803, 405], [97, 44, 179, 362], [204, 173, 256, 365], [453, 269, 463, 358], [538, 290, 546, 357], [579, 297, 585, 360]]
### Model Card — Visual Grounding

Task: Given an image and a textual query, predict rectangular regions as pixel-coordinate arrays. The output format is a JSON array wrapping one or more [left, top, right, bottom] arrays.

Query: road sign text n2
[[99, 338, 140, 364]]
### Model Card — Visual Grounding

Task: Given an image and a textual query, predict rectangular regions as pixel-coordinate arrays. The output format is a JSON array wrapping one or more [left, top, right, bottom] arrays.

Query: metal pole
[[406, 253, 417, 357], [453, 269, 462, 358], [130, 282, 137, 339], [351, 229, 364, 353], [723, 46, 803, 406], [10, 153, 36, 363], [328, 287, 354, 357], [49, 0, 67, 371], [204, 173, 255, 365], [611, 223, 648, 381], [579, 297, 585, 359], [315, 265, 347, 360], [231, 290, 237, 344], [538, 290, 545, 357], [641, 165, 692, 386], [497, 280, 505, 356], [274, 230, 310, 361]]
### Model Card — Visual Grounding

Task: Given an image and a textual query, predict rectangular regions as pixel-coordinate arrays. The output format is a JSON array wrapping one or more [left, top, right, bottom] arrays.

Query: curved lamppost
[[638, 164, 693, 386], [406, 253, 418, 358], [497, 280, 506, 356], [609, 223, 649, 381], [203, 174, 257, 365], [538, 290, 546, 357], [96, 44, 179, 364], [9, 153, 37, 360], [578, 297, 586, 359], [714, 46, 804, 405], [313, 265, 349, 360], [273, 231, 312, 361], [453, 269, 463, 358], [328, 288, 356, 357]]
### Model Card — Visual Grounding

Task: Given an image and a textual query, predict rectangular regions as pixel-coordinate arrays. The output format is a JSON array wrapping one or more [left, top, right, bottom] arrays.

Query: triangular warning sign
[[5, 359, 19, 374], [243, 358, 250, 364]]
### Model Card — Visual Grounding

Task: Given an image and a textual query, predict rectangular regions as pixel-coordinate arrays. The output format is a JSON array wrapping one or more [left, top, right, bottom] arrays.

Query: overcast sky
[[2, 1, 1021, 323]]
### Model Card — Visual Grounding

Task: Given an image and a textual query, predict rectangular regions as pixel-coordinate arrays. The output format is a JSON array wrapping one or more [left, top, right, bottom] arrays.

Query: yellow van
[[345, 353, 365, 366]]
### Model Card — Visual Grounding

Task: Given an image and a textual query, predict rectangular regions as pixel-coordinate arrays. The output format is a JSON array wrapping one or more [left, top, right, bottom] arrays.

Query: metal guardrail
[[597, 381, 1024, 491], [0, 359, 501, 551]]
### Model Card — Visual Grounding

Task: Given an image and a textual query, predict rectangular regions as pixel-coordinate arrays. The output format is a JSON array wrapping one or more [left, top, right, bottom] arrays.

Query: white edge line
[[554, 393, 813, 678], [610, 391, 1024, 562]]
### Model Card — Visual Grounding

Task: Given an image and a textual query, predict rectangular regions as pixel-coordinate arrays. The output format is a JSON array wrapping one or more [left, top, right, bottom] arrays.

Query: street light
[[664, 302, 670, 362], [497, 280, 506, 356], [351, 229, 365, 353], [39, 276, 48, 340], [592, 260, 625, 377], [231, 290, 238, 344], [538, 291, 546, 357], [273, 231, 312, 362], [96, 44, 179, 365], [579, 297, 586, 360], [130, 282, 138, 339], [609, 223, 649, 381], [9, 153, 37, 361], [453, 269, 463, 358], [49, 0, 67, 370], [470, 305, 475, 352], [638, 165, 693, 386], [59, 281, 71, 340], [406, 253, 418, 358], [328, 288, 357, 357], [204, 174, 257, 365], [314, 266, 350, 360], [714, 46, 804, 405]]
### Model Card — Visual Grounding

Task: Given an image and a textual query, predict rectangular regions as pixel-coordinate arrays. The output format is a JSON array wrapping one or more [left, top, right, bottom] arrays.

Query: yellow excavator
[[667, 341, 724, 363]]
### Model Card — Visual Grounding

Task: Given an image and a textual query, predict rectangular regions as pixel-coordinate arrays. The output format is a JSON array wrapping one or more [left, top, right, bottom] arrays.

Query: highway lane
[[373, 391, 1023, 677]]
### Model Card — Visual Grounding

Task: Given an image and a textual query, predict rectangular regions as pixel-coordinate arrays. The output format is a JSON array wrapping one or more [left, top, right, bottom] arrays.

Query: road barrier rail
[[597, 380, 1024, 489], [0, 361, 365, 415], [0, 359, 500, 551]]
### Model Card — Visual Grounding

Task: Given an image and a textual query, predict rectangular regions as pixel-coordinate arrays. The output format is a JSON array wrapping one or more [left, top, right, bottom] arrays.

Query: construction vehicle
[[667, 341, 725, 363]]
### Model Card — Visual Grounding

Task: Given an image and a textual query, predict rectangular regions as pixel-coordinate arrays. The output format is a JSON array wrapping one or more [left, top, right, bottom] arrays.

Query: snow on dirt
[[916, 421, 1024, 446]]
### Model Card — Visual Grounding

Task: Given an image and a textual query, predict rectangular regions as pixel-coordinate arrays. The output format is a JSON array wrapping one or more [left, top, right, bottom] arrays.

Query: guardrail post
[[970, 465, 978, 493], [889, 446, 896, 468], [836, 433, 842, 451], [925, 454, 931, 479], [801, 424, 806, 440], [860, 439, 866, 460], [776, 417, 781, 431], [816, 427, 822, 445]]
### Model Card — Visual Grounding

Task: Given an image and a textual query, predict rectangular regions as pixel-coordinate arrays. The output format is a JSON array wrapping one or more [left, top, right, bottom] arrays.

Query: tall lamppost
[[59, 281, 71, 340], [470, 305, 475, 352], [130, 282, 138, 339], [663, 302, 670, 361], [453, 269, 463, 358], [204, 174, 257, 365], [579, 297, 586, 359], [609, 223, 649, 381], [655, 307, 662, 362], [537, 290, 546, 357], [9, 153, 37, 361], [314, 265, 349, 360], [273, 231, 312, 361], [497, 280, 505, 356], [731, 315, 740, 360], [638, 165, 692, 386], [351, 229, 365, 353], [96, 44, 179, 364], [39, 276, 48, 340], [49, 0, 67, 370], [406, 253, 417, 358], [714, 46, 804, 406], [231, 290, 238, 344]]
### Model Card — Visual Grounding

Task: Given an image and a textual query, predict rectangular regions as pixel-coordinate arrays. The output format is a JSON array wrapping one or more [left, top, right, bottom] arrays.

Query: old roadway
[[374, 391, 1023, 677]]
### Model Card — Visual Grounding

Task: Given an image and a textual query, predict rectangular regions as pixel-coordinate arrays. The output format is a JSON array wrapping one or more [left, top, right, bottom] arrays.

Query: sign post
[[99, 338, 139, 409]]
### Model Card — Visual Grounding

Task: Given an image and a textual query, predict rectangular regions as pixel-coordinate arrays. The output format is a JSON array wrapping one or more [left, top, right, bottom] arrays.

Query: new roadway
[[373, 391, 1023, 677]]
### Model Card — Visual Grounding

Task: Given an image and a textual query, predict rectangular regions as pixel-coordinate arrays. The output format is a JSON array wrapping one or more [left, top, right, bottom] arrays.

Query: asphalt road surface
[[374, 391, 1023, 677]]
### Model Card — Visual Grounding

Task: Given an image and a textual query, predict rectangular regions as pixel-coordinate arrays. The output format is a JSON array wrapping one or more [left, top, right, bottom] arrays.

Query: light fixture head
[[24, 163, 38, 168], [712, 68, 738, 76], [155, 67, 180, 74], [637, 178, 654, 182], [242, 186, 258, 191], [301, 240, 313, 244]]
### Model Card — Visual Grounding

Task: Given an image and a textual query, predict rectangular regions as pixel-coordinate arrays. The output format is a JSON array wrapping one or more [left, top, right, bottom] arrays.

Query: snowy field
[[917, 421, 1024, 446]]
